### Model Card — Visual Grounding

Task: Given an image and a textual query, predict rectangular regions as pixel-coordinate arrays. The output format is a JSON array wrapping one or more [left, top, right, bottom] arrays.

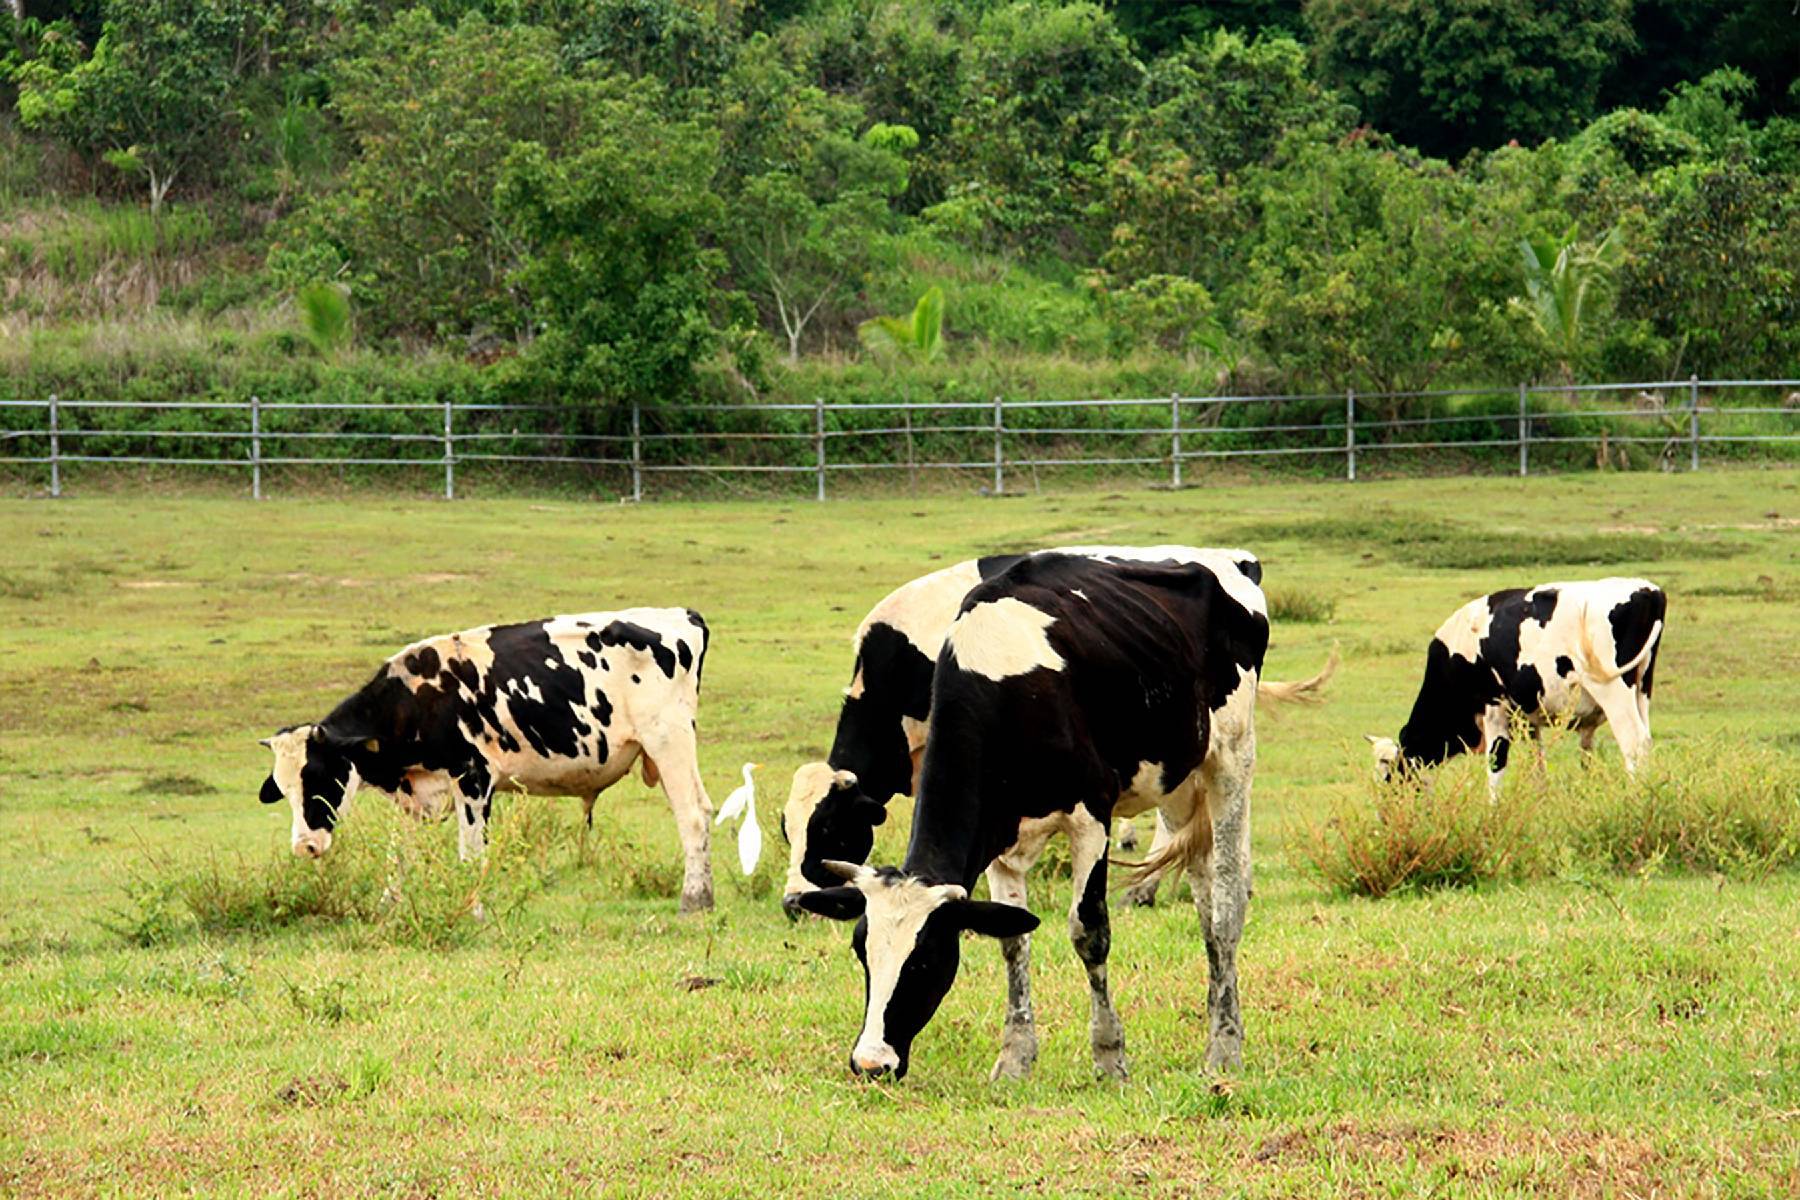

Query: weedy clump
[[1264, 584, 1337, 624], [1296, 730, 1800, 898], [1293, 757, 1550, 898], [168, 789, 577, 948], [1550, 741, 1800, 879]]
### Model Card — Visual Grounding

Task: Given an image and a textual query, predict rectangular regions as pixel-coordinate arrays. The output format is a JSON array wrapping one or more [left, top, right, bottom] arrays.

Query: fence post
[[1518, 382, 1529, 477], [814, 395, 826, 502], [1345, 389, 1356, 482], [250, 394, 262, 500], [992, 395, 1004, 495], [1688, 374, 1700, 471], [443, 400, 454, 501], [630, 401, 643, 502], [48, 393, 60, 499], [1170, 392, 1182, 489]]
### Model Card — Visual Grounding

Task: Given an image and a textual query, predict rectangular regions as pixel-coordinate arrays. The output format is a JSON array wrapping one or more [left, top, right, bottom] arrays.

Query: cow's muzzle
[[291, 831, 332, 859]]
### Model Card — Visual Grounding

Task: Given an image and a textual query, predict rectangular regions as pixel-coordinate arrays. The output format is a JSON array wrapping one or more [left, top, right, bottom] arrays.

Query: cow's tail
[[1255, 644, 1339, 710], [1116, 801, 1214, 886], [1578, 611, 1662, 684]]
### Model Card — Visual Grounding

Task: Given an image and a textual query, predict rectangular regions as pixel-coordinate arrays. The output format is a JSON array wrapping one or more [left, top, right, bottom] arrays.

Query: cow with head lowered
[[1368, 578, 1664, 791], [259, 608, 721, 912], [794, 552, 1269, 1081], [781, 546, 1330, 914]]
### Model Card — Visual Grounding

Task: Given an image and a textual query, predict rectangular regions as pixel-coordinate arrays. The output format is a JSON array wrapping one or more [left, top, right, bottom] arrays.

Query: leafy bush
[[1264, 584, 1337, 624]]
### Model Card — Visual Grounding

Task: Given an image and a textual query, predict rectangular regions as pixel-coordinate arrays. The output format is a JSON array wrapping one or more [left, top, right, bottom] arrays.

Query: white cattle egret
[[715, 762, 762, 875]]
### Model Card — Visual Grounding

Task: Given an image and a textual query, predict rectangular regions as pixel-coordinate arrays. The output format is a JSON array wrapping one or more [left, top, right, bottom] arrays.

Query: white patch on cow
[[854, 560, 986, 664], [947, 598, 1065, 680], [1071, 588, 1089, 601], [852, 874, 967, 1073], [782, 763, 859, 896], [845, 666, 866, 700]]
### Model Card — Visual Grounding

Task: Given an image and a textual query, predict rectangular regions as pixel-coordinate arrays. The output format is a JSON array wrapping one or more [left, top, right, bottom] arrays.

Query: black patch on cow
[[686, 609, 711, 694], [1235, 557, 1263, 586], [297, 736, 354, 832], [1396, 639, 1496, 768], [676, 639, 693, 672], [631, 674, 641, 684], [1072, 848, 1110, 963], [591, 691, 613, 726], [827, 621, 935, 806], [578, 650, 597, 670], [1608, 586, 1667, 691], [600, 657, 610, 671], [975, 554, 1027, 580], [599, 621, 677, 679], [798, 780, 888, 888], [259, 775, 283, 805], [403, 645, 441, 678], [1555, 655, 1575, 677]]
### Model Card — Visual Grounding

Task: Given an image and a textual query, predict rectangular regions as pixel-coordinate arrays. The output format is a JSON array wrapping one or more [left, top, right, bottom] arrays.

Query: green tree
[[15, 0, 276, 213], [497, 95, 728, 408], [1306, 0, 1635, 158], [279, 10, 607, 339]]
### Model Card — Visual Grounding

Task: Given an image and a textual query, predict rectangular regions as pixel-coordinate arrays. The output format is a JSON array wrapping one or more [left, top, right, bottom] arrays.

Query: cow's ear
[[259, 776, 284, 805], [949, 899, 1039, 940], [792, 886, 866, 921]]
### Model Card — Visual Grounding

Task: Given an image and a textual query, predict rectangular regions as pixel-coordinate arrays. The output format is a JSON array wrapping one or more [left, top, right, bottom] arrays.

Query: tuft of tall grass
[[1294, 735, 1800, 897], [1555, 743, 1800, 879], [1264, 584, 1337, 624], [1293, 758, 1548, 898], [170, 789, 576, 948]]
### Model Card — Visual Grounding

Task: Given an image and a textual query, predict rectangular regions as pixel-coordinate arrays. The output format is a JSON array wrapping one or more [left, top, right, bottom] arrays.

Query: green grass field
[[3, 471, 1798, 1197]]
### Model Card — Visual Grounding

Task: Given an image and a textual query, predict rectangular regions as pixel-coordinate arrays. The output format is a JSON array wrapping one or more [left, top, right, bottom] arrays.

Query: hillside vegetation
[[3, 1, 1800, 415]]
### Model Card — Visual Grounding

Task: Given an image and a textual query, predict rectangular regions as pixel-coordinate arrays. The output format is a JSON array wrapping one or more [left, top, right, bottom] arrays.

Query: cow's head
[[780, 762, 886, 914], [1364, 734, 1401, 781], [795, 860, 1038, 1079], [259, 724, 366, 857]]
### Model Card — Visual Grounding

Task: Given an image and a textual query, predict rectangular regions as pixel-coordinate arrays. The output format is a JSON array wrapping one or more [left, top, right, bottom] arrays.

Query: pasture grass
[[1, 470, 1798, 1196]]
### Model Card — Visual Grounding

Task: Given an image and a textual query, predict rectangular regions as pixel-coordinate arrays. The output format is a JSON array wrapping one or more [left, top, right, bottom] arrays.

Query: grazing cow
[[258, 609, 720, 912], [1367, 578, 1664, 791], [795, 552, 1268, 1081], [781, 546, 1330, 912]]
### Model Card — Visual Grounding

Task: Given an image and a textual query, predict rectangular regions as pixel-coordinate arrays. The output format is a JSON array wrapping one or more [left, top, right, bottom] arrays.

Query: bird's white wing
[[716, 782, 751, 826]]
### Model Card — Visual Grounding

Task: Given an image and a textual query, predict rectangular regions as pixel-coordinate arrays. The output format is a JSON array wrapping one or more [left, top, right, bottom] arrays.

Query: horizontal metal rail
[[3, 379, 1794, 500]]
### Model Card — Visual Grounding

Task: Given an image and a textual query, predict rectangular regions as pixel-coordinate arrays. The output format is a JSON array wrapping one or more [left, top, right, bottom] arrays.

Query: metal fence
[[2, 377, 1797, 500]]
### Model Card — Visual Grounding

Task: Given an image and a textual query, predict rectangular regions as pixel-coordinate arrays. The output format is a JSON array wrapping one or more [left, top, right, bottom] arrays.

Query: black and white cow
[[795, 552, 1269, 1081], [781, 546, 1329, 912], [1368, 578, 1664, 791], [258, 608, 720, 912]]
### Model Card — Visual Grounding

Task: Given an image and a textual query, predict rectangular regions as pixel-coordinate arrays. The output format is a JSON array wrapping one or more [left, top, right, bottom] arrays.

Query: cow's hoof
[[1204, 1039, 1243, 1073], [989, 1038, 1038, 1082], [1093, 1047, 1128, 1080], [1120, 880, 1159, 908]]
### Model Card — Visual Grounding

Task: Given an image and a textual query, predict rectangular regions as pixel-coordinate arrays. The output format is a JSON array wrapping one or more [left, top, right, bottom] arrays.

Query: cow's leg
[[986, 818, 1055, 1082], [1068, 805, 1126, 1080], [1482, 706, 1511, 799], [1199, 742, 1253, 1073], [1120, 811, 1173, 908], [454, 761, 494, 862], [1116, 818, 1139, 852], [1590, 680, 1652, 775], [642, 722, 715, 914]]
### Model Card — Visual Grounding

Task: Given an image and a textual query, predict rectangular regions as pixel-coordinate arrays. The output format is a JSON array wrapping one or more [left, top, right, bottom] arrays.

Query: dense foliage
[[4, 0, 1800, 408]]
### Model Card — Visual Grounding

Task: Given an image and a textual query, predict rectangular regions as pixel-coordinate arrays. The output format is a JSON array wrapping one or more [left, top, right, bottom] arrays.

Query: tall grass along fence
[[3, 378, 1797, 499]]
